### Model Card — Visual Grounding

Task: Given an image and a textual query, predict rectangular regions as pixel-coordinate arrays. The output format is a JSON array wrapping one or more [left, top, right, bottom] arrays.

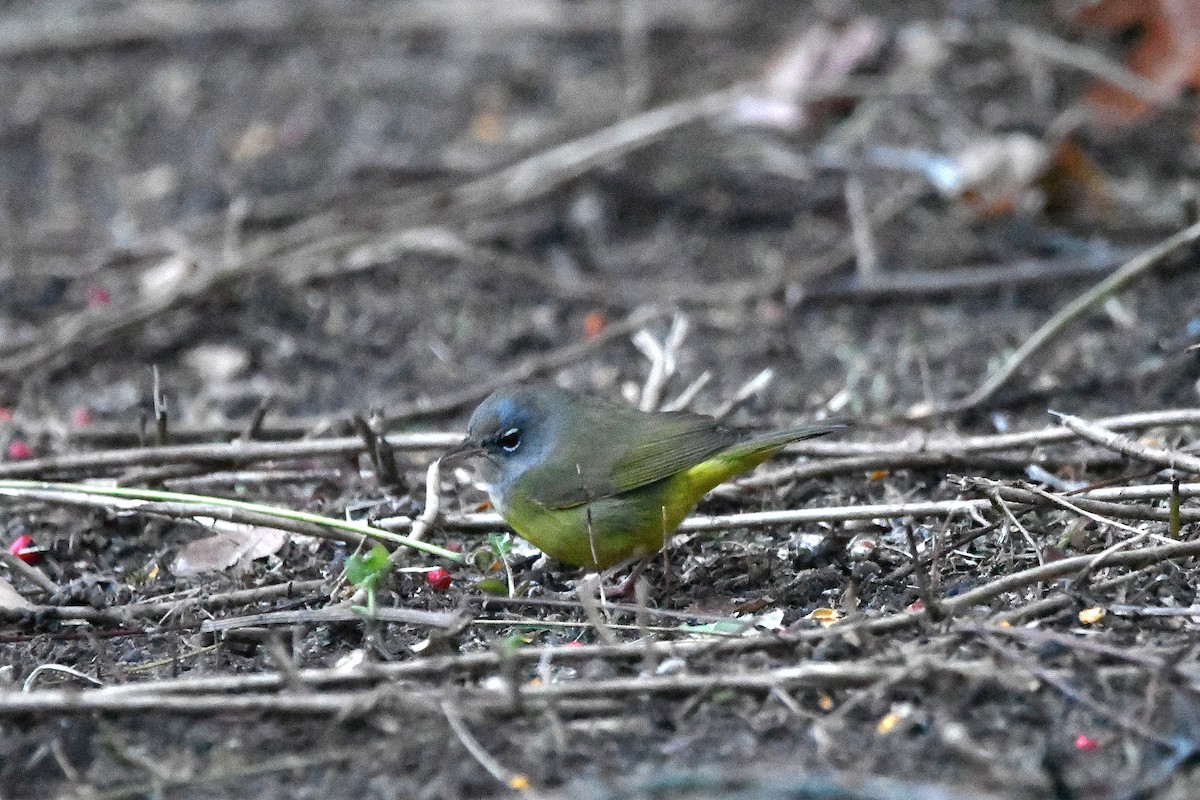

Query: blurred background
[[3, 2, 1200, 798], [1, 0, 1197, 430]]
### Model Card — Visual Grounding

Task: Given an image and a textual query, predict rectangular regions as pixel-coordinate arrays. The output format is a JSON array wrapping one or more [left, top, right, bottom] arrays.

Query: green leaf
[[487, 532, 512, 558], [346, 544, 391, 590], [677, 609, 785, 637], [677, 619, 750, 636], [472, 547, 497, 572], [474, 577, 509, 596]]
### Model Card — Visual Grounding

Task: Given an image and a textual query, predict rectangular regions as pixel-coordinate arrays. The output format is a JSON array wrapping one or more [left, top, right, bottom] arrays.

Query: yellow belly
[[498, 447, 777, 569]]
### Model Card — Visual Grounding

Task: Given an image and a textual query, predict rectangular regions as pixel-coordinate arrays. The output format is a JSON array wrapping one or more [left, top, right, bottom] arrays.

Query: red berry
[[582, 311, 606, 340], [5, 439, 33, 460], [426, 568, 453, 592], [86, 285, 111, 307], [70, 406, 91, 426], [6, 534, 38, 564], [1074, 735, 1099, 751]]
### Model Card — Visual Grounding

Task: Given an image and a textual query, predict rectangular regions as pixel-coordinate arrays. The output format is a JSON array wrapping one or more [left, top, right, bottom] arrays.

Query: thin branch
[[440, 700, 524, 789], [35, 407, 1200, 483], [447, 86, 743, 213], [778, 408, 1200, 459], [936, 539, 1200, 617], [634, 313, 688, 412], [400, 459, 446, 545], [1109, 604, 1200, 618], [0, 659, 1159, 717], [199, 604, 466, 633], [985, 488, 1045, 567], [0, 580, 331, 629], [383, 482, 1200, 534], [939, 219, 1200, 415], [991, 563, 1161, 625], [1054, 411, 1200, 475], [961, 622, 1166, 669], [129, 579, 328, 618], [1005, 25, 1163, 103], [982, 640, 1177, 747], [0, 1, 740, 58], [807, 245, 1143, 301], [738, 449, 1106, 489], [970, 481, 1200, 524], [0, 548, 57, 594], [0, 432, 457, 480]]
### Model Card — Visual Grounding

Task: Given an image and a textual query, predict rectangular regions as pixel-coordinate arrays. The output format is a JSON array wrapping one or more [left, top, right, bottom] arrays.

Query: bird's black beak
[[440, 438, 484, 464]]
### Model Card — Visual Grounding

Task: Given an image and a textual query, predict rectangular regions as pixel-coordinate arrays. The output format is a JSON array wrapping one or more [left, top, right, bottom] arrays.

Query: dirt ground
[[2, 1, 1200, 798]]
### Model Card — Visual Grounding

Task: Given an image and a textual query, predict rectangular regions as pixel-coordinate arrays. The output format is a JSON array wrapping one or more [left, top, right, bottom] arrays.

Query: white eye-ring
[[497, 427, 521, 452]]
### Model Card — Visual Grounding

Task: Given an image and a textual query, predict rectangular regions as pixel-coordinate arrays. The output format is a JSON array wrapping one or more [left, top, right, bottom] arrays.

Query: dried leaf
[[1075, 0, 1200, 127], [804, 607, 843, 627], [865, 133, 1053, 216], [876, 711, 902, 734], [1039, 139, 1113, 220], [172, 521, 286, 575], [732, 17, 885, 131]]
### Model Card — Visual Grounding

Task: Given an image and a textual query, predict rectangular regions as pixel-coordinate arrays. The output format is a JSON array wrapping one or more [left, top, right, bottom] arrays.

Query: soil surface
[[2, 2, 1200, 798]]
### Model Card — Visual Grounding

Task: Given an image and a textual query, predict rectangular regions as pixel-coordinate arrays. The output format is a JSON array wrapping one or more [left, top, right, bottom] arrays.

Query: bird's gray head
[[447, 384, 567, 498]]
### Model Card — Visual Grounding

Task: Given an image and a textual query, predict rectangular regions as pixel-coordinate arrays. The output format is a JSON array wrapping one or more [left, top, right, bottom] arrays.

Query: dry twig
[[936, 219, 1200, 415], [1054, 411, 1200, 475]]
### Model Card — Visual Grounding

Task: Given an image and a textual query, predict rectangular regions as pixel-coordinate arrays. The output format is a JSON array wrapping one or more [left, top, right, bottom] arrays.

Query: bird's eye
[[497, 427, 521, 452]]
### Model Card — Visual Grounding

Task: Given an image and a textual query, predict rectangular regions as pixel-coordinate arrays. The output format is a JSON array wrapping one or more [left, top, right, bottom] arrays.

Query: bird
[[443, 383, 842, 570]]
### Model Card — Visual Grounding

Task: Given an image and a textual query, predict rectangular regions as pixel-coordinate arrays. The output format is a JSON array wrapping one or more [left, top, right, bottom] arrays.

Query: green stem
[[0, 479, 464, 563], [1170, 477, 1181, 539]]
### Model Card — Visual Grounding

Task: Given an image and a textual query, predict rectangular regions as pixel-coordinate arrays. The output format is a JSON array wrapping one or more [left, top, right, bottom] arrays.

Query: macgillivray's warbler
[[444, 383, 842, 569]]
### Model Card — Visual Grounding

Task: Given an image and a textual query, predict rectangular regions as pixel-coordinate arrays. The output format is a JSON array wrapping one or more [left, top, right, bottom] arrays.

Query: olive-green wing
[[523, 403, 736, 510], [607, 412, 738, 495]]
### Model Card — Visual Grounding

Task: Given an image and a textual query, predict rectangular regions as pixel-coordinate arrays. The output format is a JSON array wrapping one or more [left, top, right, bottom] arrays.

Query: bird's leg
[[599, 555, 653, 599], [601, 506, 673, 599], [584, 496, 601, 571]]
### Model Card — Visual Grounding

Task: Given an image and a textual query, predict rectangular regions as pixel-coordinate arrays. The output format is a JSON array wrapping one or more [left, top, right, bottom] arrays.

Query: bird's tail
[[737, 422, 845, 455], [686, 422, 845, 492], [700, 419, 849, 482]]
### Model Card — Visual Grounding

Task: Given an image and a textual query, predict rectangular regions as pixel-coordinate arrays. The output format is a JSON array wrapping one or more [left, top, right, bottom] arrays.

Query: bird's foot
[[598, 555, 654, 600]]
